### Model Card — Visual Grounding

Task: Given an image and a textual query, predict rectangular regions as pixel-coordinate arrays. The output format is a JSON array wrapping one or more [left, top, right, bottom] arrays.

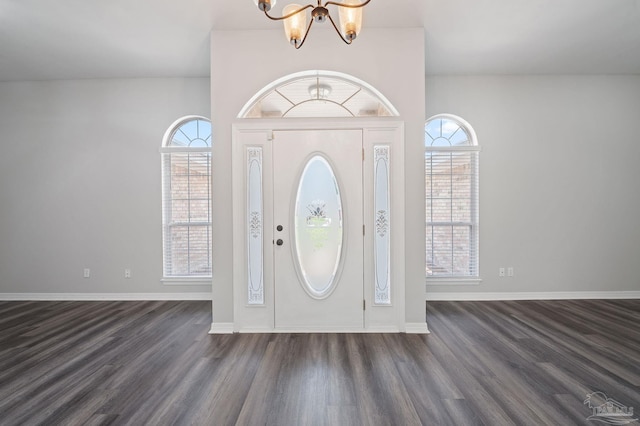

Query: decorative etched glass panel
[[247, 148, 264, 304], [294, 156, 343, 298], [374, 146, 391, 305]]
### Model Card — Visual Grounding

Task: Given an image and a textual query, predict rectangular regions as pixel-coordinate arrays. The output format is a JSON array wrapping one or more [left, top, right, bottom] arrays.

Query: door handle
[[276, 239, 284, 246], [277, 225, 283, 232]]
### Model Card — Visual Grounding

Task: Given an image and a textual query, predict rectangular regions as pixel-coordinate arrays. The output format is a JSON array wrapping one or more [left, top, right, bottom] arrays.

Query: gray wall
[[2, 73, 638, 300], [426, 75, 640, 297], [0, 78, 210, 296]]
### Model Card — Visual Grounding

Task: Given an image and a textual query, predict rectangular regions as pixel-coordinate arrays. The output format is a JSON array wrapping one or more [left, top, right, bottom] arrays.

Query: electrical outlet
[[83, 268, 91, 278], [508, 267, 514, 277], [124, 268, 132, 279], [499, 267, 505, 277]]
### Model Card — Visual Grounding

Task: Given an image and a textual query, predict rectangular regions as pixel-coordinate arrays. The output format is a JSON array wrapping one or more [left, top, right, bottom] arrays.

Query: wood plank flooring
[[0, 299, 638, 425]]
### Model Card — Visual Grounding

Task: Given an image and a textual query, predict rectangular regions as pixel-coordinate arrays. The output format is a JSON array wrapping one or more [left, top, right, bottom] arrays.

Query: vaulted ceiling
[[1, 0, 639, 81]]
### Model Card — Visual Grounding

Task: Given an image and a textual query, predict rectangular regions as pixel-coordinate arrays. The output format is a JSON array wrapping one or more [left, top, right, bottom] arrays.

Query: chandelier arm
[[324, 0, 372, 9], [293, 18, 315, 49], [326, 13, 353, 45], [263, 4, 314, 21]]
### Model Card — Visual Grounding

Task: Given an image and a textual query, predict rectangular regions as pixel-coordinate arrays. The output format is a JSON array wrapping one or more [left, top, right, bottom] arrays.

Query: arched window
[[425, 114, 479, 280], [161, 116, 212, 280], [238, 70, 399, 118]]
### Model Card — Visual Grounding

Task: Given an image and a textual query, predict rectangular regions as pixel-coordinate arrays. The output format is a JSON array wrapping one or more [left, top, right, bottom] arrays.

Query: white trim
[[405, 323, 431, 334], [239, 327, 402, 333], [426, 146, 482, 152], [209, 323, 235, 334], [426, 279, 482, 286], [0, 293, 211, 301], [426, 291, 640, 301], [233, 118, 403, 133], [162, 278, 212, 286], [160, 146, 211, 153], [425, 113, 479, 146], [161, 115, 211, 147]]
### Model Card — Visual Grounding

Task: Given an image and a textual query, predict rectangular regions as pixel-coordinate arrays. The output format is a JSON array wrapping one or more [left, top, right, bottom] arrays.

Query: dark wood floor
[[0, 299, 638, 425]]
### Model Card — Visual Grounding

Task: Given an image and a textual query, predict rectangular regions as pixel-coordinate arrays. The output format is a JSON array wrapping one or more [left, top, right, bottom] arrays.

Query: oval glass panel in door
[[294, 155, 343, 299]]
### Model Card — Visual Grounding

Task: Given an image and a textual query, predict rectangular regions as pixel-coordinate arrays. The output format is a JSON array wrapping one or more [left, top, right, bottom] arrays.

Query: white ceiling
[[1, 0, 639, 82]]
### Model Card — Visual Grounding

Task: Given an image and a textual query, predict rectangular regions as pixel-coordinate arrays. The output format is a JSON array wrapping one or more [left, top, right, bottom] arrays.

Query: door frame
[[231, 118, 405, 333]]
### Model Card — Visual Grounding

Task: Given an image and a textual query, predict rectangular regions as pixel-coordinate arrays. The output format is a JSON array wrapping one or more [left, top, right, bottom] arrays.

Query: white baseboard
[[426, 291, 640, 301], [235, 327, 275, 333], [243, 327, 404, 333], [0, 293, 211, 301], [214, 325, 422, 334], [405, 322, 430, 334], [209, 323, 235, 334], [364, 325, 403, 333]]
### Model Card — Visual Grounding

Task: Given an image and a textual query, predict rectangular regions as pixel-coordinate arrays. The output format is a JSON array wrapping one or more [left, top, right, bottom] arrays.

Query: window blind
[[426, 149, 479, 278], [162, 151, 212, 277]]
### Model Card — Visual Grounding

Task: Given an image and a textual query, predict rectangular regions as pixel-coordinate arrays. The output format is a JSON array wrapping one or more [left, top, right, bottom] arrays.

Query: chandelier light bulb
[[339, 0, 363, 41], [283, 4, 307, 47], [256, 0, 372, 49]]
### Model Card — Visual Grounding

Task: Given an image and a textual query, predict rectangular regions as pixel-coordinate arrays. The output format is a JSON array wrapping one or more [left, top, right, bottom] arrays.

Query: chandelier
[[254, 0, 372, 49]]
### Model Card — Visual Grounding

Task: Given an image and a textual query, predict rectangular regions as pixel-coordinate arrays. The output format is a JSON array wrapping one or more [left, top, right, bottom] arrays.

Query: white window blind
[[425, 116, 479, 279], [161, 117, 212, 278]]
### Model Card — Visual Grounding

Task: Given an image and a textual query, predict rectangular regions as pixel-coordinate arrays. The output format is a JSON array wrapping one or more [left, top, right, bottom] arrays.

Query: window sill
[[162, 277, 212, 286], [426, 278, 482, 286]]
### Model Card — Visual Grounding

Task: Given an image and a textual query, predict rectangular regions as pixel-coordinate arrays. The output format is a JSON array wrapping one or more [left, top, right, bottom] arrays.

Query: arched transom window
[[161, 116, 212, 280], [425, 114, 480, 280], [239, 70, 399, 118]]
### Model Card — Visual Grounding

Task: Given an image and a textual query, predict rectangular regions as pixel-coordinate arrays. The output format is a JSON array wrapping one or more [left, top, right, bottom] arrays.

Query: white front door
[[272, 129, 364, 330]]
